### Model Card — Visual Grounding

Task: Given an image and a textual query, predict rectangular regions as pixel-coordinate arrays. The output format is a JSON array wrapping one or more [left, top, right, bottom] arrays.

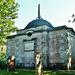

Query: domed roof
[[24, 4, 54, 29], [25, 18, 53, 29]]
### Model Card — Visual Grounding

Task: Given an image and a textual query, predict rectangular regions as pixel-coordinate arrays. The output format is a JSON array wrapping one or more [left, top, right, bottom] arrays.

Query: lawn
[[0, 69, 36, 75], [0, 69, 75, 75]]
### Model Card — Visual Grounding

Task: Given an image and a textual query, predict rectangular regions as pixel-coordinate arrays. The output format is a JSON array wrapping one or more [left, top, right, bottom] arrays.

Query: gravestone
[[67, 55, 71, 70], [36, 52, 43, 75], [7, 56, 15, 71]]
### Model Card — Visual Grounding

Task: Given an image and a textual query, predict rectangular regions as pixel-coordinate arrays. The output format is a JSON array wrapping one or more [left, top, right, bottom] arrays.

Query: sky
[[15, 0, 75, 30]]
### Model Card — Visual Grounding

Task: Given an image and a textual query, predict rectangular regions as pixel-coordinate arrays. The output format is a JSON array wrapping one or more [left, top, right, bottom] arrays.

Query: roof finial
[[37, 4, 41, 19]]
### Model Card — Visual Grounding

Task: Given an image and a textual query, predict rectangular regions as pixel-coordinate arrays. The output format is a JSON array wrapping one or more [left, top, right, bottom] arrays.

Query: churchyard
[[0, 53, 75, 75], [0, 0, 75, 75]]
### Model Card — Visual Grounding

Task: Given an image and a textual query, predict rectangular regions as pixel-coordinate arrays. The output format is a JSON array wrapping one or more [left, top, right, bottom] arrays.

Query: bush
[[0, 60, 7, 69], [0, 47, 7, 69]]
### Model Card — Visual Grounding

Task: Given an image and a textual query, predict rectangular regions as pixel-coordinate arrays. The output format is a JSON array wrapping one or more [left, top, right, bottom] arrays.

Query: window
[[24, 41, 34, 51], [27, 33, 32, 36], [26, 30, 33, 37]]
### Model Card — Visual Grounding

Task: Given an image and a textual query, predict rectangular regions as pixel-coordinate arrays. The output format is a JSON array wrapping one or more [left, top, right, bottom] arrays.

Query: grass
[[0, 69, 36, 75], [43, 70, 75, 75], [0, 69, 75, 75]]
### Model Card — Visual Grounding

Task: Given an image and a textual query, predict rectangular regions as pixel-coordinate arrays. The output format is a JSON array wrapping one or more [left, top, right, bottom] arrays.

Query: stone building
[[6, 4, 75, 69]]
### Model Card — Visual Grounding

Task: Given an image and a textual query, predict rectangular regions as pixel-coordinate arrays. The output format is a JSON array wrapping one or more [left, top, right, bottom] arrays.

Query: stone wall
[[48, 29, 68, 69], [67, 31, 75, 69], [17, 25, 50, 35], [6, 39, 15, 61], [6, 27, 75, 69], [6, 31, 48, 68]]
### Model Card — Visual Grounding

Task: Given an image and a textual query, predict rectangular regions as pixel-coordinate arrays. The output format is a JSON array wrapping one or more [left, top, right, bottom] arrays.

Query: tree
[[0, 0, 19, 45], [0, 49, 6, 61], [0, 48, 7, 69], [69, 14, 75, 23]]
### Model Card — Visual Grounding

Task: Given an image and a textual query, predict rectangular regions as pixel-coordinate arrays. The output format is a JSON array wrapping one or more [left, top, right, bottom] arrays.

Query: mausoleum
[[6, 4, 75, 69]]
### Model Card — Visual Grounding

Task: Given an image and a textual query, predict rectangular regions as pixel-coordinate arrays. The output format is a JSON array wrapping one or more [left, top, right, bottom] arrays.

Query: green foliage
[[0, 49, 6, 61], [0, 0, 19, 45], [0, 48, 7, 69], [0, 60, 7, 69], [69, 14, 75, 23]]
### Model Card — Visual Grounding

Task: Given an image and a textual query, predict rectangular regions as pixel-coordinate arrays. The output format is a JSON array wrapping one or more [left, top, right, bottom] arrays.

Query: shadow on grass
[[43, 70, 75, 75], [0, 69, 36, 75], [0, 69, 75, 75]]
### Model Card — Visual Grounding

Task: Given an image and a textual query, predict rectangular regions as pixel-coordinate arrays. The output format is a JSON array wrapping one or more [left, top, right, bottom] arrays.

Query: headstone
[[67, 55, 71, 70], [7, 56, 15, 71], [36, 52, 43, 75]]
